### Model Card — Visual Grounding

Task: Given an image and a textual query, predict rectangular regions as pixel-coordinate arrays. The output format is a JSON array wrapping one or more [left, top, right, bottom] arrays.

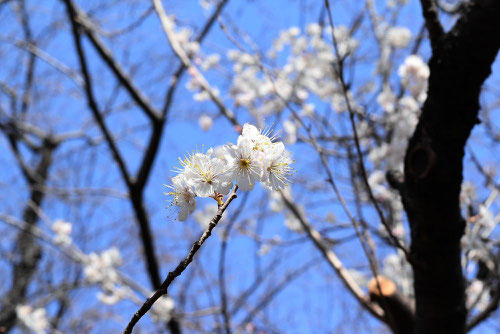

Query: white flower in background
[[377, 85, 396, 113], [383, 253, 413, 297], [166, 174, 197, 221], [288, 26, 301, 38], [306, 23, 322, 36], [16, 305, 49, 334], [398, 55, 430, 102], [387, 0, 409, 7], [183, 150, 233, 197], [386, 27, 411, 48], [284, 204, 305, 233], [194, 204, 225, 230], [51, 219, 72, 246], [466, 280, 490, 311], [151, 296, 175, 322], [225, 138, 264, 191], [258, 244, 271, 256], [368, 170, 392, 201], [460, 181, 477, 206], [198, 114, 213, 131], [97, 285, 131, 306], [301, 103, 315, 116], [83, 248, 129, 305], [84, 247, 122, 284], [262, 142, 294, 191], [283, 120, 297, 145], [240, 123, 276, 151], [201, 54, 220, 71]]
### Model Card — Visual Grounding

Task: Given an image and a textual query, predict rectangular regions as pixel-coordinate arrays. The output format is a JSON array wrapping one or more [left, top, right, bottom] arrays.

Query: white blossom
[[224, 138, 264, 191], [398, 55, 430, 102], [283, 120, 297, 145], [194, 204, 225, 230], [466, 280, 490, 311], [262, 142, 294, 191], [201, 54, 220, 71], [84, 247, 122, 284], [377, 85, 396, 113], [166, 174, 197, 221], [182, 150, 233, 197], [166, 123, 295, 221], [386, 27, 411, 48], [198, 114, 213, 131], [16, 305, 49, 334], [51, 219, 72, 246]]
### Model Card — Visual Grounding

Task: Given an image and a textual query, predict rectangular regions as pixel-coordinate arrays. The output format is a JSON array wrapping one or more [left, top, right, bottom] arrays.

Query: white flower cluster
[[225, 24, 359, 123], [461, 188, 499, 277], [370, 55, 428, 174], [398, 55, 430, 103], [386, 27, 412, 48], [16, 305, 49, 334], [383, 253, 413, 298], [167, 18, 200, 57], [167, 123, 294, 221], [51, 219, 72, 246], [83, 248, 131, 305]]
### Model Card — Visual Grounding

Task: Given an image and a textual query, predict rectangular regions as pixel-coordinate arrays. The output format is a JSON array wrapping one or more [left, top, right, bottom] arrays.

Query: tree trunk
[[403, 1, 500, 333]]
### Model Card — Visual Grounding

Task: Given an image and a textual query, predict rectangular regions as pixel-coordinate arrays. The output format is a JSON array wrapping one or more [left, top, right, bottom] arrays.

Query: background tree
[[0, 0, 499, 333]]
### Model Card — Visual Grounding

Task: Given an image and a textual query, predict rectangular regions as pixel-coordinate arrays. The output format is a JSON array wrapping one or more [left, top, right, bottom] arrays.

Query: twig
[[123, 186, 238, 333], [324, 0, 410, 260], [152, 0, 239, 126], [279, 191, 385, 321]]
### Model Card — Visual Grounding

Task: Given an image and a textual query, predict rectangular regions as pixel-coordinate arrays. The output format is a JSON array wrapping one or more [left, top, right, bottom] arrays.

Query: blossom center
[[239, 158, 251, 169]]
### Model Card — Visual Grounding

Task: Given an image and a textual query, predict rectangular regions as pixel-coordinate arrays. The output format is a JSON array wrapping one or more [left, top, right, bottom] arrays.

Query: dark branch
[[63, 0, 161, 122], [123, 187, 238, 334], [419, 0, 445, 51]]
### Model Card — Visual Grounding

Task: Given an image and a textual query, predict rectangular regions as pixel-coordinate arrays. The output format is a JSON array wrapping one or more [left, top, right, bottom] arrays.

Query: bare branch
[[123, 187, 239, 334], [419, 0, 445, 51], [152, 0, 239, 127], [63, 0, 161, 122]]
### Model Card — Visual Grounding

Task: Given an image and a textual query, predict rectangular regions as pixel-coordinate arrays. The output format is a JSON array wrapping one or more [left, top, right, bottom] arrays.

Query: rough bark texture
[[403, 1, 500, 333]]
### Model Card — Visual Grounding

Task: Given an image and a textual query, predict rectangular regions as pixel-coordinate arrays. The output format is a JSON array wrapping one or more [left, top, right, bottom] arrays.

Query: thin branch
[[63, 0, 133, 190], [152, 0, 238, 126], [123, 187, 238, 334], [237, 259, 318, 330], [63, 0, 161, 122], [324, 0, 410, 260], [161, 0, 230, 116], [279, 191, 385, 321]]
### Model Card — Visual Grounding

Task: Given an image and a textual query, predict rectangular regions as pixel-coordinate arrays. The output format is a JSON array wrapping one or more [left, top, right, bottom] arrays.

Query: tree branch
[[419, 0, 445, 51], [123, 187, 238, 333], [63, 0, 161, 122]]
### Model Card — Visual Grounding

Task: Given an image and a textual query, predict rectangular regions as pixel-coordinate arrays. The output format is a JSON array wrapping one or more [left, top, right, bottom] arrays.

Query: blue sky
[[1, 0, 499, 333]]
